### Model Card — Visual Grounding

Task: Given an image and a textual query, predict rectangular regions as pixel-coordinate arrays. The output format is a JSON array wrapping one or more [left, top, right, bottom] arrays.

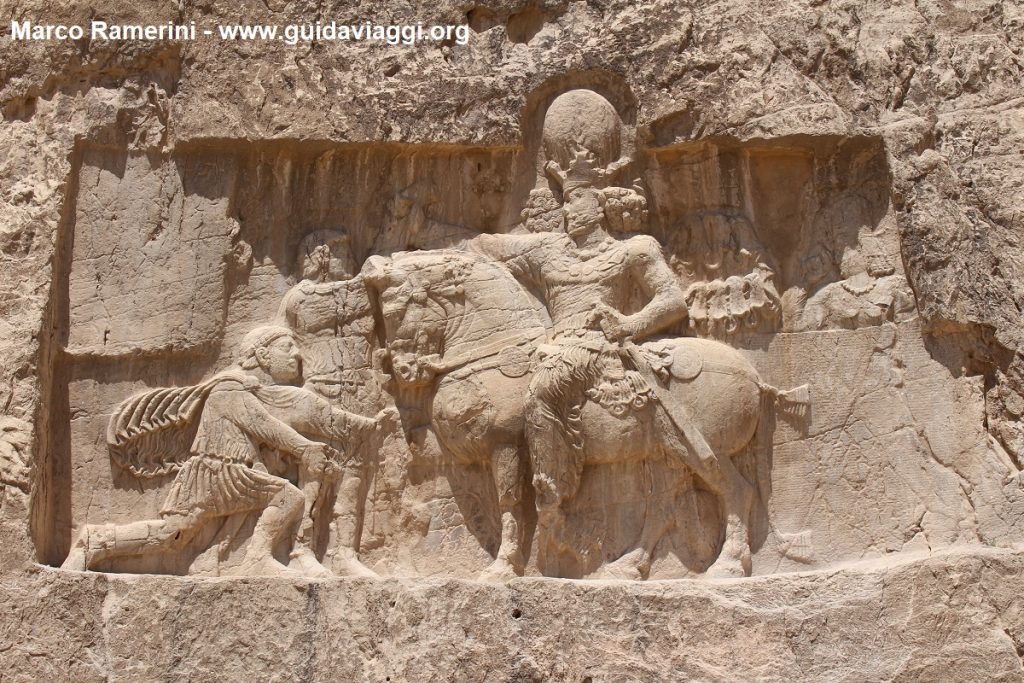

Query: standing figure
[[62, 326, 392, 577], [276, 230, 388, 576]]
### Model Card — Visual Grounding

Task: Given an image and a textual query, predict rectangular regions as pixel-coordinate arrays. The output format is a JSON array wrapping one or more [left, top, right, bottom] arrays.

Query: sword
[[619, 340, 720, 468]]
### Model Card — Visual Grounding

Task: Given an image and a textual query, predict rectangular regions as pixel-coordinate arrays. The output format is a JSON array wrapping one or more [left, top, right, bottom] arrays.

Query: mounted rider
[[468, 146, 699, 511]]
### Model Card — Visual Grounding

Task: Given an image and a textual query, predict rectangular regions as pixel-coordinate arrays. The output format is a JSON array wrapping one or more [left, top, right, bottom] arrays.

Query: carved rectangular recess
[[32, 134, 1024, 579]]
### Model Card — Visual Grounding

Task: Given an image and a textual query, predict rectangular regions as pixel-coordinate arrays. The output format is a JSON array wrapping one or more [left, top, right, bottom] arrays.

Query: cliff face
[[3, 548, 1024, 682], [1, 1, 1023, 679]]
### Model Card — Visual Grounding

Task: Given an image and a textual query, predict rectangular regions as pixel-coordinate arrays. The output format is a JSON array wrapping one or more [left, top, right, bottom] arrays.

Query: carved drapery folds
[[48, 83, 1016, 584]]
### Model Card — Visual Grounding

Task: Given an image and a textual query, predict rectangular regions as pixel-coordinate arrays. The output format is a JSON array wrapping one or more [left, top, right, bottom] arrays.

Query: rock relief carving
[[68, 85, 991, 582], [793, 238, 916, 331], [365, 90, 809, 579], [61, 326, 395, 577], [274, 229, 394, 576], [667, 210, 782, 338], [0, 417, 31, 494]]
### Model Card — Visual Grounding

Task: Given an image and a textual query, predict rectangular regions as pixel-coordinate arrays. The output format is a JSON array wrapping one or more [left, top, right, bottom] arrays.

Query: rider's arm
[[620, 236, 688, 340]]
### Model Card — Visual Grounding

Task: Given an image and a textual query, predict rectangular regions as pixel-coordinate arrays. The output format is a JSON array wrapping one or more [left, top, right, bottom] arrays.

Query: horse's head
[[362, 252, 470, 388]]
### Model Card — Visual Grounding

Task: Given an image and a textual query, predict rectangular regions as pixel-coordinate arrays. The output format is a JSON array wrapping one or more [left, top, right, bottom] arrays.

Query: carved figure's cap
[[238, 325, 295, 369], [542, 89, 621, 173]]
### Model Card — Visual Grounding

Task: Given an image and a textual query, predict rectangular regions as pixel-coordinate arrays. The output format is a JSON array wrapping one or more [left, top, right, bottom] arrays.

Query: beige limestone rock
[[2, 0, 1024, 678], [2, 548, 1024, 681]]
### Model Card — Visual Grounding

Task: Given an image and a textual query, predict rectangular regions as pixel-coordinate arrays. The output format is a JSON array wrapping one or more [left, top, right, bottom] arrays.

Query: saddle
[[640, 341, 704, 383]]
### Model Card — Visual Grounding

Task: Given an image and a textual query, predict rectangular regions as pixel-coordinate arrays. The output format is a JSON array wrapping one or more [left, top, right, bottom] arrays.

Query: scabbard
[[621, 341, 719, 466]]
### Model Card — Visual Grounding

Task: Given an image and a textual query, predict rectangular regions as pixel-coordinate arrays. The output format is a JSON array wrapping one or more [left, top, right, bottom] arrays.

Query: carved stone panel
[[23, 83, 1024, 585]]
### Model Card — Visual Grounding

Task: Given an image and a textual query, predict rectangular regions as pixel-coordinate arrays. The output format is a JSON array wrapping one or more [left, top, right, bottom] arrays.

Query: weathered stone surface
[[2, 547, 1024, 681], [2, 0, 1024, 677]]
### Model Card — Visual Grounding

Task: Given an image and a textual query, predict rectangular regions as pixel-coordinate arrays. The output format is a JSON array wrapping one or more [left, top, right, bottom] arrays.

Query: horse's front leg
[[479, 443, 528, 582]]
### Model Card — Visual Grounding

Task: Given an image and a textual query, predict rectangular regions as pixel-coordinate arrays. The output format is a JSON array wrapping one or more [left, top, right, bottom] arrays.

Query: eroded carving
[[276, 229, 390, 576], [56, 81, 998, 584], [668, 210, 782, 338], [62, 326, 393, 576], [363, 90, 809, 579], [795, 241, 916, 331], [0, 417, 31, 494]]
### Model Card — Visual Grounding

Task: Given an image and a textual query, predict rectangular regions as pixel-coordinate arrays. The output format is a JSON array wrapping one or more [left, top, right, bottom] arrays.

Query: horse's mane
[[386, 247, 548, 348], [389, 247, 491, 271]]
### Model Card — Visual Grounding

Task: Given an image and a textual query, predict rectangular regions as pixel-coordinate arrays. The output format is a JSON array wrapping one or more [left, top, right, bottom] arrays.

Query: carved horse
[[363, 249, 806, 579]]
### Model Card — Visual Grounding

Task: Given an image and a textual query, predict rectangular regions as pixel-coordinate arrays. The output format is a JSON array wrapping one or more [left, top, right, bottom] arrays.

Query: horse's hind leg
[[479, 442, 528, 582], [654, 409, 755, 577], [702, 452, 755, 577], [589, 460, 677, 581]]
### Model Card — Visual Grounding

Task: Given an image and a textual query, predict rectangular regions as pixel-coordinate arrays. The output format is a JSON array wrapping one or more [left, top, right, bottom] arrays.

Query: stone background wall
[[2, 0, 1024, 679]]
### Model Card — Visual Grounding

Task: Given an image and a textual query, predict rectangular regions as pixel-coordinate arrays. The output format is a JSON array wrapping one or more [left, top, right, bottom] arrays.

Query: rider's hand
[[302, 443, 342, 474], [374, 406, 400, 431], [590, 303, 632, 342], [302, 443, 327, 474]]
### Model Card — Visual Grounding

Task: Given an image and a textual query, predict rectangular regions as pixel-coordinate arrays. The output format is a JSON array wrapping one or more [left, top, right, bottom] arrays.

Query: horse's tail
[[751, 381, 815, 564], [758, 382, 810, 415]]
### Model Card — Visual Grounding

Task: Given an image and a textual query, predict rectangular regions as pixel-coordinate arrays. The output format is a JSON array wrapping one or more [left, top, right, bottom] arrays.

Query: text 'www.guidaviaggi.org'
[[9, 21, 470, 46]]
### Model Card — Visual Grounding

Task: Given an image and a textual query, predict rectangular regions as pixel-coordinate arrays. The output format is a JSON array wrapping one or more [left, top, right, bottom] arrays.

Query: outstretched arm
[[307, 398, 379, 441], [259, 386, 390, 442], [231, 389, 378, 475], [467, 232, 549, 284], [230, 390, 318, 458]]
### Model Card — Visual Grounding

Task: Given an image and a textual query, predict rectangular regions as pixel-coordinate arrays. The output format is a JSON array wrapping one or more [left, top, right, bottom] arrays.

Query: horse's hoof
[[589, 564, 642, 581], [61, 547, 87, 572], [704, 552, 751, 578], [230, 556, 304, 579], [330, 550, 379, 578], [289, 547, 334, 578], [588, 548, 647, 581], [478, 557, 518, 583], [704, 562, 745, 579]]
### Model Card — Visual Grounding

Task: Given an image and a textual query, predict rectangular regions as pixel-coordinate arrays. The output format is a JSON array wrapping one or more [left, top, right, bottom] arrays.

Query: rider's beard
[[567, 216, 601, 239]]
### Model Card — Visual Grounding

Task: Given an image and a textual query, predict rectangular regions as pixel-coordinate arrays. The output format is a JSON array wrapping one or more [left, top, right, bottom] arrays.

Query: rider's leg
[[525, 347, 600, 576], [524, 345, 597, 510]]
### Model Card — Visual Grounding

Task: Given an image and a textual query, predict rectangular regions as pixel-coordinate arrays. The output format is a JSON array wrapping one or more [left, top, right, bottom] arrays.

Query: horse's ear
[[361, 255, 395, 289]]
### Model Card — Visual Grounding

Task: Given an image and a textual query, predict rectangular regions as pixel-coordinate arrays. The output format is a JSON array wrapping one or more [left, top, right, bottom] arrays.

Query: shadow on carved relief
[[44, 78, 1024, 583]]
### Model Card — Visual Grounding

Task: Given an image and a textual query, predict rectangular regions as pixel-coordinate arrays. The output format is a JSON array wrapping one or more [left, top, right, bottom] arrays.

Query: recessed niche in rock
[[34, 86, 1024, 582]]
